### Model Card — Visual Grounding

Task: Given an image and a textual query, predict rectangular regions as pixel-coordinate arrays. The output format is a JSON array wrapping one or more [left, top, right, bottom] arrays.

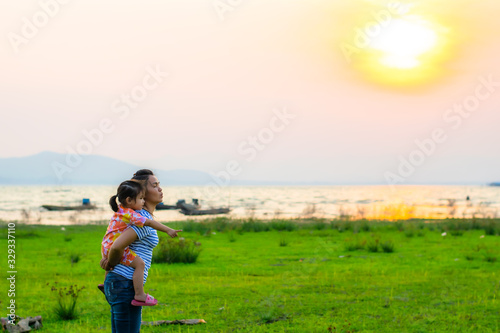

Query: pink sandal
[[131, 294, 158, 306], [98, 284, 105, 295]]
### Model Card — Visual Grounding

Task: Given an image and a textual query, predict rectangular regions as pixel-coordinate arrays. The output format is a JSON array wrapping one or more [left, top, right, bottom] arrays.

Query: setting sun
[[340, 2, 453, 88], [369, 17, 438, 69]]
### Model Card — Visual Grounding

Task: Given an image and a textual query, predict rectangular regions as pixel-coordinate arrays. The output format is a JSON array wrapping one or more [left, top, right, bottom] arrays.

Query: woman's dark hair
[[131, 169, 154, 182], [109, 180, 146, 212], [131, 169, 157, 215]]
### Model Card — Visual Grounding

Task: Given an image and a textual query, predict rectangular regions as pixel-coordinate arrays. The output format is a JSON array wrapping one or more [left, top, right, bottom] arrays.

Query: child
[[100, 180, 177, 306]]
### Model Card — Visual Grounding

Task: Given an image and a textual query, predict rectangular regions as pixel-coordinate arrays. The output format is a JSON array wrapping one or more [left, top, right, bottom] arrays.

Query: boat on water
[[155, 203, 178, 210], [41, 198, 96, 211], [179, 207, 231, 216], [157, 198, 231, 216]]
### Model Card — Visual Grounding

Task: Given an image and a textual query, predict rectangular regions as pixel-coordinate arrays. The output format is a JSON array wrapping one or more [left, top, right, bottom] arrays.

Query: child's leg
[[129, 256, 146, 301]]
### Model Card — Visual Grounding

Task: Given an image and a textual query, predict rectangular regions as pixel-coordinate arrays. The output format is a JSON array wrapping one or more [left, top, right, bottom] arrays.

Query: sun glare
[[369, 18, 438, 69], [341, 3, 452, 88]]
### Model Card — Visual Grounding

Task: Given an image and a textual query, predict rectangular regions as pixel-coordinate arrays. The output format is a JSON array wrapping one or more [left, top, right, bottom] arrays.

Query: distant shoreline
[[2, 216, 500, 227]]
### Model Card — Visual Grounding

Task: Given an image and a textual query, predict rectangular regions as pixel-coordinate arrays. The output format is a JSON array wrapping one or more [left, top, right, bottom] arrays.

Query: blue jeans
[[104, 272, 142, 333]]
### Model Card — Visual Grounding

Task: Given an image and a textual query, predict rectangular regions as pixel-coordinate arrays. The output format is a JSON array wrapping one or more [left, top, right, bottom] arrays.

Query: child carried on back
[[100, 179, 177, 306]]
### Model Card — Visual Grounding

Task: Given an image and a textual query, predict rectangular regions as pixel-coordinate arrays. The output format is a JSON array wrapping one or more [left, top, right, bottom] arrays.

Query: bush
[[483, 250, 497, 263], [270, 220, 297, 231], [404, 228, 415, 238], [241, 220, 270, 232], [153, 238, 201, 264], [366, 239, 379, 252], [311, 221, 327, 231], [344, 238, 365, 251], [50, 284, 85, 320], [279, 235, 288, 247], [69, 254, 80, 265], [213, 217, 230, 232], [484, 222, 497, 236], [361, 222, 371, 232], [381, 240, 395, 253], [227, 231, 236, 242], [449, 229, 464, 236]]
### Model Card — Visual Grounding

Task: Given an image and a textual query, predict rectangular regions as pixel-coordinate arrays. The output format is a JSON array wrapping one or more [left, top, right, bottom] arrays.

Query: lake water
[[0, 185, 498, 225]]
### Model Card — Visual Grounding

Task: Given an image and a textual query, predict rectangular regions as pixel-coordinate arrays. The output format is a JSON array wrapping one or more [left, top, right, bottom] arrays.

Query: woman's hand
[[167, 228, 183, 238], [100, 257, 114, 271]]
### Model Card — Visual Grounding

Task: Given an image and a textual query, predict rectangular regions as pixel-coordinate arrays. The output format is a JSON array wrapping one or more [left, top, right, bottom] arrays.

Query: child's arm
[[145, 219, 182, 238]]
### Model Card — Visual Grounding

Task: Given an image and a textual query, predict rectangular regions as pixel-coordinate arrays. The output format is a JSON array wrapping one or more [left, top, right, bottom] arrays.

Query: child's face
[[128, 192, 145, 211]]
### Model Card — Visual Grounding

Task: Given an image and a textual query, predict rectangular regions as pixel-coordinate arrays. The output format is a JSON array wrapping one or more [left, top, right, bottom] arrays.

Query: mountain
[[0, 151, 214, 185]]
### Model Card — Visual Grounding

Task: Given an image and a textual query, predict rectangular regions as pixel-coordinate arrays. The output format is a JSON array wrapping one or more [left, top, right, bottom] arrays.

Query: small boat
[[179, 207, 231, 216], [176, 199, 200, 210], [41, 198, 96, 211], [41, 204, 96, 211], [155, 203, 178, 210], [176, 198, 230, 216]]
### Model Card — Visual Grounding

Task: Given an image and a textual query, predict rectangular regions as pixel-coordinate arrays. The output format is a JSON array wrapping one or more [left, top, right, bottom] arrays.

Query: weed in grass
[[16, 231, 40, 238], [393, 221, 404, 232], [257, 296, 288, 324], [415, 221, 426, 230], [153, 237, 201, 264], [279, 235, 288, 247], [270, 220, 297, 231], [69, 254, 80, 265], [50, 284, 85, 320], [465, 254, 474, 261], [361, 221, 371, 232], [212, 217, 230, 231], [241, 220, 270, 232], [483, 251, 497, 263], [312, 221, 327, 230], [180, 220, 211, 235], [64, 236, 72, 242], [366, 238, 379, 252], [404, 228, 415, 238], [227, 231, 236, 242], [381, 240, 395, 253], [449, 229, 464, 236], [484, 222, 497, 236], [474, 243, 487, 252], [180, 220, 196, 232], [344, 238, 366, 251], [333, 221, 347, 233], [328, 320, 355, 333]]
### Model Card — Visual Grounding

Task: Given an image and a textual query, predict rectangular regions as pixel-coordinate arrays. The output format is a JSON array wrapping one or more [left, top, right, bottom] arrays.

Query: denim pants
[[104, 272, 142, 333]]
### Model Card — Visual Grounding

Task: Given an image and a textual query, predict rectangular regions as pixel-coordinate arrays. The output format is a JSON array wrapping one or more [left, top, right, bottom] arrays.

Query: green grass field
[[1, 218, 499, 332]]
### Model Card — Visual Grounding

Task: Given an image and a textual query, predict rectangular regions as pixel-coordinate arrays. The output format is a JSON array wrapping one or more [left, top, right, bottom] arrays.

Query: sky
[[1, 0, 500, 184]]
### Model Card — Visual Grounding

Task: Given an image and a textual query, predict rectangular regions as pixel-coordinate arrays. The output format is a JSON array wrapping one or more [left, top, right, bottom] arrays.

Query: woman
[[100, 169, 182, 332]]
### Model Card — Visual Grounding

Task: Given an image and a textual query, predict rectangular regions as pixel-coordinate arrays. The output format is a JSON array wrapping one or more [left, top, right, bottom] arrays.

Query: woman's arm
[[144, 219, 182, 238], [106, 227, 138, 269]]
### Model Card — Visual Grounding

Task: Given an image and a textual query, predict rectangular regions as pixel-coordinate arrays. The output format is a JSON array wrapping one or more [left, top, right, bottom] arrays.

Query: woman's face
[[144, 175, 163, 205]]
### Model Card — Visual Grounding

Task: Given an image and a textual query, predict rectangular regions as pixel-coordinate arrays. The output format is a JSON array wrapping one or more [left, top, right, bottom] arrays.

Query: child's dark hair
[[109, 180, 146, 212]]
